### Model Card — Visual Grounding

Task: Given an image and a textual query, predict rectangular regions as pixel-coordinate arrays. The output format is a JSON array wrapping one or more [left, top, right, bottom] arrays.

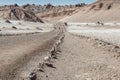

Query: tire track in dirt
[[0, 31, 60, 80], [38, 32, 120, 80]]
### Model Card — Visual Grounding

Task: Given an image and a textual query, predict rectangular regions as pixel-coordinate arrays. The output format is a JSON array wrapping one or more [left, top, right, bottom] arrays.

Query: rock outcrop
[[0, 3, 86, 22], [0, 8, 44, 23]]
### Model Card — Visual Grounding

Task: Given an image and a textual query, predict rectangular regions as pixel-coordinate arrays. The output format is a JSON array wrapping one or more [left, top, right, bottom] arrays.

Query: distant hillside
[[62, 0, 120, 22]]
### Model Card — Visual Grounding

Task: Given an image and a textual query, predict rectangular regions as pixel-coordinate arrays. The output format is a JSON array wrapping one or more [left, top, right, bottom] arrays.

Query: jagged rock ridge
[[0, 8, 44, 22]]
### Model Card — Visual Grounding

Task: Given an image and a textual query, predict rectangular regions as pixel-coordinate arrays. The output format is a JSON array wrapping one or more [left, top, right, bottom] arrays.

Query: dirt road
[[1, 23, 120, 80], [0, 31, 61, 80], [39, 33, 120, 80]]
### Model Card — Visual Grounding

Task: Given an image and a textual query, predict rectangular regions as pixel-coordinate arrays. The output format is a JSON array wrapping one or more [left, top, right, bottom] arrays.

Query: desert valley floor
[[1, 0, 120, 80], [0, 21, 120, 80]]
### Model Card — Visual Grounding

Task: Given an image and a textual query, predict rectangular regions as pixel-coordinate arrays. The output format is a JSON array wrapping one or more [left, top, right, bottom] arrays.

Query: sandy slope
[[61, 0, 120, 22]]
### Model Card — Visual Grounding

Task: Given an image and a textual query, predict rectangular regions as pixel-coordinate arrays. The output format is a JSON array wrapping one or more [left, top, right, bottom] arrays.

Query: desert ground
[[1, 0, 120, 80], [1, 22, 120, 80]]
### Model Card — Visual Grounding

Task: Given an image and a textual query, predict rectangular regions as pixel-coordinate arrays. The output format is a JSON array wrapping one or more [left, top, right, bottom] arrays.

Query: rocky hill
[[22, 3, 85, 18], [0, 5, 44, 23], [0, 8, 44, 22], [0, 3, 86, 22]]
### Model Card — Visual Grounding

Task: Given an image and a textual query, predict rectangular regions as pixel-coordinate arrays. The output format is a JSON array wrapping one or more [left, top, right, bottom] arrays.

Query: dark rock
[[45, 63, 56, 68], [12, 26, 17, 29], [37, 68, 44, 72], [29, 72, 37, 80], [114, 46, 119, 49], [5, 20, 11, 23]]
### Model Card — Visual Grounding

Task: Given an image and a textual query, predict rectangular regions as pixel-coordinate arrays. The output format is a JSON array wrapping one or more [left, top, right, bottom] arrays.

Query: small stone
[[12, 26, 17, 29], [36, 68, 44, 72], [5, 20, 11, 23], [29, 72, 37, 80], [45, 62, 56, 68], [114, 46, 119, 49], [117, 55, 120, 58]]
